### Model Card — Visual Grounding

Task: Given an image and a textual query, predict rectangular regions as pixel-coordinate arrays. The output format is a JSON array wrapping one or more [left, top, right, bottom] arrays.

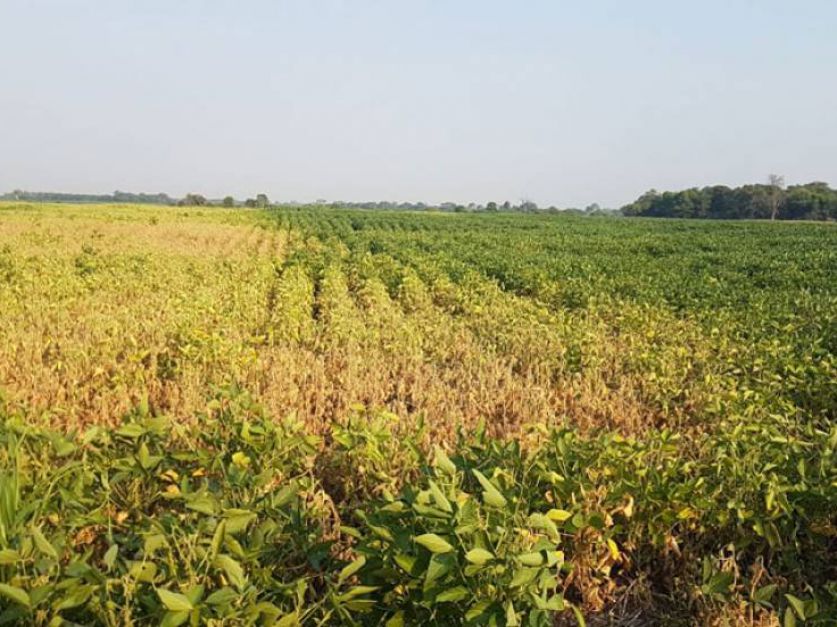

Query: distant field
[[1, 203, 833, 432], [0, 203, 834, 625]]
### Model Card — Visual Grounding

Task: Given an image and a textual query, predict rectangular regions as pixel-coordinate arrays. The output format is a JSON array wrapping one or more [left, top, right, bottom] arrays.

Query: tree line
[[1, 190, 176, 205], [0, 190, 272, 209], [621, 179, 836, 221], [5, 181, 835, 220]]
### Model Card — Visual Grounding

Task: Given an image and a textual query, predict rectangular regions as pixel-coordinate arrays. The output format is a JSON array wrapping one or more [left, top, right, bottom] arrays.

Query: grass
[[0, 202, 834, 625]]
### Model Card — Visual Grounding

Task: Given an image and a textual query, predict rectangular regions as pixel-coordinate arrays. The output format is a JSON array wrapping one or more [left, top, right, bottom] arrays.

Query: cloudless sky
[[1, 0, 835, 207]]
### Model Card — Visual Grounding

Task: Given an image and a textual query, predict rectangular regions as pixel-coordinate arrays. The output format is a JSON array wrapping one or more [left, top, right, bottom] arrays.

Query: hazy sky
[[1, 1, 835, 207]]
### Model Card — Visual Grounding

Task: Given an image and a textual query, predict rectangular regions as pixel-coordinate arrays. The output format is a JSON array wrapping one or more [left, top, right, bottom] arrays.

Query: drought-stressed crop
[[0, 202, 835, 625]]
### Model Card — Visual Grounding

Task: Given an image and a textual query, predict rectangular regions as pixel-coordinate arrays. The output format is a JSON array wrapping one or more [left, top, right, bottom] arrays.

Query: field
[[0, 203, 835, 625]]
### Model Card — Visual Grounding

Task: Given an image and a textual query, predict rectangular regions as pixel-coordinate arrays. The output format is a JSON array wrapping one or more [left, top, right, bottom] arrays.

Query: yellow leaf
[[546, 509, 572, 522], [160, 469, 179, 482], [622, 496, 634, 518], [677, 507, 695, 520], [606, 538, 620, 560], [232, 452, 251, 469]]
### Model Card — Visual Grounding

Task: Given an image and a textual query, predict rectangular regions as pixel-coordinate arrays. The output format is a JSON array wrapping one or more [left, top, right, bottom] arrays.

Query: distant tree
[[486, 201, 498, 212], [256, 194, 269, 209], [519, 200, 538, 212], [585, 203, 601, 214], [501, 201, 511, 211], [768, 174, 785, 220], [705, 185, 736, 219], [620, 181, 836, 220], [783, 182, 837, 220], [244, 198, 258, 208], [736, 185, 772, 219], [180, 193, 207, 206], [222, 196, 235, 208]]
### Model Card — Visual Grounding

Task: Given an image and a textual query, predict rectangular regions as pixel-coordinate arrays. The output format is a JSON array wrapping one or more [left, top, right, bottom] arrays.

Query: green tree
[[179, 193, 207, 206], [222, 196, 235, 208]]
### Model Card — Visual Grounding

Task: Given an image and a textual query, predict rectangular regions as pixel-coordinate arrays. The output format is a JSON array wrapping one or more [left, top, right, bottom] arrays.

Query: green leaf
[[273, 483, 299, 507], [465, 599, 493, 622], [415, 533, 454, 554], [103, 544, 119, 570], [702, 572, 733, 597], [156, 588, 194, 612], [506, 601, 519, 626], [0, 549, 21, 565], [223, 509, 257, 534], [0, 584, 31, 609], [335, 586, 380, 602], [752, 584, 777, 605], [517, 551, 545, 566], [385, 611, 406, 627], [210, 520, 226, 558], [185, 493, 219, 515], [542, 593, 565, 611], [425, 554, 454, 586], [54, 584, 94, 611], [455, 497, 480, 535], [116, 423, 145, 438], [185, 584, 204, 606], [138, 442, 161, 470], [276, 613, 300, 627], [339, 525, 362, 539], [368, 523, 394, 542], [785, 594, 806, 620], [205, 587, 237, 606], [472, 469, 507, 508], [572, 605, 587, 627], [434, 446, 457, 476], [143, 533, 168, 555], [510, 567, 539, 588], [428, 480, 453, 513], [394, 553, 421, 576], [784, 607, 796, 627], [160, 610, 191, 627], [129, 561, 158, 583], [214, 554, 246, 591], [338, 556, 366, 585], [50, 435, 76, 457], [465, 548, 494, 565], [31, 525, 58, 559], [436, 586, 468, 603], [528, 513, 559, 542]]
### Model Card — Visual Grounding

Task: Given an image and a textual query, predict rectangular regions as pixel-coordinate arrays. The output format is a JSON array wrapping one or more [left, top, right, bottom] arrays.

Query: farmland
[[0, 203, 835, 625]]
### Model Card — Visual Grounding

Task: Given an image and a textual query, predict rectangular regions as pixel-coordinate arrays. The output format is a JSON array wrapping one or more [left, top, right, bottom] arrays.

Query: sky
[[1, 1, 835, 208]]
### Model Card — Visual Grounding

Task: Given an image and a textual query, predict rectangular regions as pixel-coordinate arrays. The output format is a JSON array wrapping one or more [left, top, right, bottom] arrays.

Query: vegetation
[[0, 191, 176, 205], [0, 203, 834, 625], [621, 181, 837, 221]]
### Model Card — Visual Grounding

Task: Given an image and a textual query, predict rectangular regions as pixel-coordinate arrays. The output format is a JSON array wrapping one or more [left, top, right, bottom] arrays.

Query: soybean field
[[0, 203, 834, 626]]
